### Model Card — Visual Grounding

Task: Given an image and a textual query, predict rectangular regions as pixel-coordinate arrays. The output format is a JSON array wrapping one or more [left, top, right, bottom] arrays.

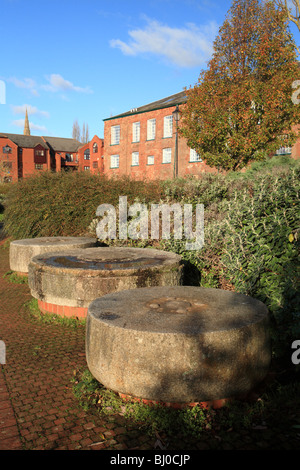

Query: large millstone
[[28, 247, 183, 318], [86, 286, 271, 404], [9, 236, 97, 274]]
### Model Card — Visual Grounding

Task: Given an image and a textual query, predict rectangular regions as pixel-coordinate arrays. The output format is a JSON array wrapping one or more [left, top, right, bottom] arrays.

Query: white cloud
[[8, 77, 39, 96], [110, 18, 218, 67], [11, 104, 50, 118], [41, 74, 93, 94], [12, 119, 47, 132]]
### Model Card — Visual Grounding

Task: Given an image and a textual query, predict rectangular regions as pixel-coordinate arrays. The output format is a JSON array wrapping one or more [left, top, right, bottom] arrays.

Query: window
[[147, 155, 154, 165], [110, 154, 119, 168], [84, 166, 90, 171], [162, 148, 172, 164], [93, 143, 98, 153], [163, 115, 173, 138], [147, 119, 156, 140], [34, 148, 46, 164], [65, 153, 73, 162], [132, 122, 140, 143], [111, 125, 120, 145], [35, 164, 43, 170], [84, 149, 90, 160], [132, 152, 139, 166], [2, 161, 12, 169], [93, 161, 98, 168], [3, 145, 12, 154], [189, 149, 202, 162]]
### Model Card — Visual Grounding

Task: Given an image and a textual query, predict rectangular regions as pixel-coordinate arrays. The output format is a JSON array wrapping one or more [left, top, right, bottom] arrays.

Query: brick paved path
[[0, 241, 155, 450]]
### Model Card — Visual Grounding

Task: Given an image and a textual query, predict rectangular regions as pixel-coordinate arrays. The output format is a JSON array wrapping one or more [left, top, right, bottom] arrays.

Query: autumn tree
[[273, 0, 300, 52], [180, 0, 300, 171]]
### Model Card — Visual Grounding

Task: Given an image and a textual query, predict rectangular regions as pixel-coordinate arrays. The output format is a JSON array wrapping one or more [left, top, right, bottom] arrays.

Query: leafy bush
[[221, 168, 300, 359], [0, 182, 11, 215], [3, 171, 163, 240]]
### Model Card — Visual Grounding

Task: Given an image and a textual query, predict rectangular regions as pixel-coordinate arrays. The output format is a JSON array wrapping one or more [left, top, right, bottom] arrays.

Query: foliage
[[3, 270, 28, 284], [273, 0, 300, 54], [179, 0, 300, 171], [3, 171, 163, 240], [221, 167, 300, 358]]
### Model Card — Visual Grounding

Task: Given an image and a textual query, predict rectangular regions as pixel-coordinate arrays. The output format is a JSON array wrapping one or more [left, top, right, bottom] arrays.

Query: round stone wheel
[[86, 286, 271, 404], [28, 247, 183, 318], [9, 236, 97, 274]]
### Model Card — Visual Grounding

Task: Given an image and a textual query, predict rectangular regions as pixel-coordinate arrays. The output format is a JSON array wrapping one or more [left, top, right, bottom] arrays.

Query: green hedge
[[3, 171, 163, 239]]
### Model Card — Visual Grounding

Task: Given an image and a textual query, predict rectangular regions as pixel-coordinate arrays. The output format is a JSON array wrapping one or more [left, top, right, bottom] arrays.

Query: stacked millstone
[[28, 247, 184, 319], [9, 237, 97, 275], [86, 286, 271, 408]]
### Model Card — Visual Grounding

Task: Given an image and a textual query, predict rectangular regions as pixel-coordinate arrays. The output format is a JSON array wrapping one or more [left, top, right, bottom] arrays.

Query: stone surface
[[86, 286, 271, 404], [9, 236, 97, 274], [28, 247, 183, 313]]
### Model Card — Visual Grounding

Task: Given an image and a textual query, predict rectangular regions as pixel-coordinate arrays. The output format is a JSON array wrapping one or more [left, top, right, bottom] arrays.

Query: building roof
[[42, 136, 83, 152], [104, 91, 187, 121], [0, 133, 49, 149]]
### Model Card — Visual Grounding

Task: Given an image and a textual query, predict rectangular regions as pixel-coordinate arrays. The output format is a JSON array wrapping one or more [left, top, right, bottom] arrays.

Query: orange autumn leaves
[[180, 0, 300, 171]]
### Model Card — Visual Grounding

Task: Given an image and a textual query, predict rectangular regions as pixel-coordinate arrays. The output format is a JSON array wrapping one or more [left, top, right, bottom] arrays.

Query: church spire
[[23, 108, 31, 135]]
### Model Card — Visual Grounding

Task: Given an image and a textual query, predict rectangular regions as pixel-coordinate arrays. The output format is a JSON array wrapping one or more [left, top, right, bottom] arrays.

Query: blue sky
[[0, 0, 299, 139]]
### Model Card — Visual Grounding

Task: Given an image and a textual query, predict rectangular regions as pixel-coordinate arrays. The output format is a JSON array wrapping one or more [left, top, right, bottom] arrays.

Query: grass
[[71, 365, 300, 447], [24, 298, 86, 328], [3, 270, 28, 284]]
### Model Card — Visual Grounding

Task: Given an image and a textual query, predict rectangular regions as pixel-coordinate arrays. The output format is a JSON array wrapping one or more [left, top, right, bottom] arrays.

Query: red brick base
[[38, 300, 87, 319], [118, 392, 230, 410]]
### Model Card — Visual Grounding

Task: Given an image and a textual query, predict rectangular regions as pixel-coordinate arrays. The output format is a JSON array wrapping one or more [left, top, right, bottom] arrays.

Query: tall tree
[[180, 0, 300, 171], [81, 122, 89, 143], [273, 1, 300, 53], [72, 119, 81, 142]]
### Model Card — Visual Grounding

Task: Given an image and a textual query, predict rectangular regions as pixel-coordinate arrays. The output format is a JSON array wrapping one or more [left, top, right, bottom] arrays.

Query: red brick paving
[[0, 240, 154, 450]]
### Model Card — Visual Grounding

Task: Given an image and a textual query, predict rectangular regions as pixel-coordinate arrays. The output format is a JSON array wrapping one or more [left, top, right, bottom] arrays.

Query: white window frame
[[132, 122, 140, 143], [189, 149, 202, 162], [111, 125, 120, 145], [162, 148, 172, 164], [84, 166, 90, 171], [163, 115, 173, 138], [147, 119, 156, 140], [147, 155, 154, 165], [110, 154, 119, 168], [132, 152, 139, 166]]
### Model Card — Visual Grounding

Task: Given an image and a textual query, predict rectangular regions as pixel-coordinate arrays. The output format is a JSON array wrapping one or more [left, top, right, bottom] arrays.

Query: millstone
[[86, 286, 271, 404], [9, 236, 97, 274], [28, 247, 183, 318]]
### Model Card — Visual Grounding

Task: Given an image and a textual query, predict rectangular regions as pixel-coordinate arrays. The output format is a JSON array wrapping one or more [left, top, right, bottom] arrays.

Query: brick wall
[[0, 138, 18, 182], [78, 135, 104, 174], [103, 105, 217, 180]]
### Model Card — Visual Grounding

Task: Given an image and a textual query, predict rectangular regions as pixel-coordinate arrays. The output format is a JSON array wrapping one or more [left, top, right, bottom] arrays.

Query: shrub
[[221, 167, 300, 359], [3, 171, 163, 240]]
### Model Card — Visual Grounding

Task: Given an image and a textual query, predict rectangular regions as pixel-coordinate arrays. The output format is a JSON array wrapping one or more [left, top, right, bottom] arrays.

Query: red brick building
[[0, 133, 51, 182], [0, 133, 104, 183], [1, 93, 299, 183], [103, 91, 218, 180], [103, 91, 300, 180], [77, 135, 104, 174]]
